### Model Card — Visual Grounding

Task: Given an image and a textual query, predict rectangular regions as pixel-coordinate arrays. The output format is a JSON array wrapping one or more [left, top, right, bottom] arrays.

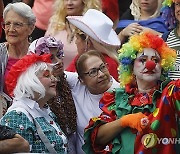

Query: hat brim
[[67, 16, 121, 47]]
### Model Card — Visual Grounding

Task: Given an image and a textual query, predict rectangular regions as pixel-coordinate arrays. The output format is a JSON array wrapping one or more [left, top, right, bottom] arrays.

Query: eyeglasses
[[84, 63, 108, 77], [1, 22, 29, 30]]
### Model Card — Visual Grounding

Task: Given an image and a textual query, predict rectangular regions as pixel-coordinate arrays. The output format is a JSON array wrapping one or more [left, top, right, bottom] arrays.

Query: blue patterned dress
[[0, 97, 68, 153]]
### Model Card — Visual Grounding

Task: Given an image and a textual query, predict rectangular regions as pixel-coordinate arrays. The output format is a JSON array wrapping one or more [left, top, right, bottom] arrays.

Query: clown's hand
[[120, 112, 149, 132]]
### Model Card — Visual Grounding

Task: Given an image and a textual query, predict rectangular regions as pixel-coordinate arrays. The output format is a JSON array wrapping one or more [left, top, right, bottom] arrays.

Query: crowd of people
[[0, 0, 179, 154]]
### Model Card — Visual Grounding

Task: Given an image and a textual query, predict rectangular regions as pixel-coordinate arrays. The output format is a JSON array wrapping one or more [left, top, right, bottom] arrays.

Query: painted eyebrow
[[138, 51, 159, 58]]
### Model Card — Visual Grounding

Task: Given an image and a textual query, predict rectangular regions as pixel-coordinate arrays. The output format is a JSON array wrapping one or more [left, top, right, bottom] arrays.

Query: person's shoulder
[[64, 71, 79, 88], [110, 77, 120, 88], [161, 31, 171, 41]]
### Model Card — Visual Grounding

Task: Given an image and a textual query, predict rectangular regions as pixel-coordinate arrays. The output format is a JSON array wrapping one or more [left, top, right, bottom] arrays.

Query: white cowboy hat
[[66, 9, 121, 47]]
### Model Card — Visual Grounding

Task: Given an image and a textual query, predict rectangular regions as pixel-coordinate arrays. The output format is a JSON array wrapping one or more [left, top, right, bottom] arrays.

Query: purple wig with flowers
[[29, 36, 64, 59]]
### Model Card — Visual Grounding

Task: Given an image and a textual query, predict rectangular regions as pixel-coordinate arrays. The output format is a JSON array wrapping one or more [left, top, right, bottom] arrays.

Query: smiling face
[[4, 10, 34, 45], [64, 0, 84, 16], [80, 55, 112, 94], [133, 48, 162, 84], [37, 66, 57, 99]]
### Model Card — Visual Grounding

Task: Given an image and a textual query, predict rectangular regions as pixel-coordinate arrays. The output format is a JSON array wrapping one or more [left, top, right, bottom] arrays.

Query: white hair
[[130, 0, 163, 20], [13, 62, 48, 100], [3, 2, 36, 25]]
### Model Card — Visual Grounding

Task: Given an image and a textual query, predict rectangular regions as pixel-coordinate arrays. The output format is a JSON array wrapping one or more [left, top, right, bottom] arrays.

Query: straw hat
[[66, 9, 121, 47]]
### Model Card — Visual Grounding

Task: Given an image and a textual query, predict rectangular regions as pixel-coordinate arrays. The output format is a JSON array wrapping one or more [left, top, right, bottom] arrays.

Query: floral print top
[[0, 97, 68, 153]]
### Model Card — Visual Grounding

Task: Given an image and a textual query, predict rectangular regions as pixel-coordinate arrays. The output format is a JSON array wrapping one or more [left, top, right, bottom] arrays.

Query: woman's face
[[3, 10, 34, 45], [64, 0, 84, 16], [80, 56, 111, 94], [37, 66, 57, 99], [133, 48, 162, 84], [175, 2, 180, 22], [139, 0, 158, 14], [75, 33, 87, 55], [49, 48, 64, 77]]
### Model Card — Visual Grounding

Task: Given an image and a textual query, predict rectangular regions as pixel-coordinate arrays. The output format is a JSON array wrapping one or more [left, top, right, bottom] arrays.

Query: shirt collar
[[14, 97, 40, 110]]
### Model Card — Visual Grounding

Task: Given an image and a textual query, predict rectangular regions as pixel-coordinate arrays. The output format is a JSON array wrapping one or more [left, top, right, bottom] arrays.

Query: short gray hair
[[3, 2, 36, 25]]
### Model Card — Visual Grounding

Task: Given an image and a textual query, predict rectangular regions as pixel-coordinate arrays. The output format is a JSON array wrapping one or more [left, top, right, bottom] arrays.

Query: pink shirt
[[4, 57, 19, 93], [32, 0, 54, 30]]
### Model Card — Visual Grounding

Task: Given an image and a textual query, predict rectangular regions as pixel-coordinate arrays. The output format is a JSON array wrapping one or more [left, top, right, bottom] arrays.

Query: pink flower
[[141, 117, 149, 126]]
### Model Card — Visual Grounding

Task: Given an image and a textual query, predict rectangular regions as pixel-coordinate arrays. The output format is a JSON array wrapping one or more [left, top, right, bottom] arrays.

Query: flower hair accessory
[[118, 31, 177, 87], [6, 54, 51, 97], [161, 0, 176, 30], [162, 0, 180, 6], [34, 36, 64, 59]]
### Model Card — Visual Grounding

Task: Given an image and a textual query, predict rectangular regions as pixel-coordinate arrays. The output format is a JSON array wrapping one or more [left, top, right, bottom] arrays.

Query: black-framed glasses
[[1, 22, 29, 30], [84, 63, 108, 77]]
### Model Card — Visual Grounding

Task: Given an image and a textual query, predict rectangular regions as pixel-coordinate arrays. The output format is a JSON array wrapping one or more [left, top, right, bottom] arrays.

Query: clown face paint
[[133, 48, 162, 84]]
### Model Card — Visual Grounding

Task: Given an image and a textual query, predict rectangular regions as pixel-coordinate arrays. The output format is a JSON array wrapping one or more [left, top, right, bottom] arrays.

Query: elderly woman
[[0, 2, 35, 117], [28, 36, 77, 153], [82, 32, 179, 154], [29, 36, 120, 153], [0, 54, 68, 153]]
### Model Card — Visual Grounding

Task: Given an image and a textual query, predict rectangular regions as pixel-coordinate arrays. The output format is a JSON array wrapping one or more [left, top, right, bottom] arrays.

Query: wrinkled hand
[[121, 23, 143, 37], [120, 112, 149, 132]]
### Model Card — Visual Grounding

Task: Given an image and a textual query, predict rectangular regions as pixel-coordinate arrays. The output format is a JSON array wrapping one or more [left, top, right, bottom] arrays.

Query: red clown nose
[[145, 60, 156, 71]]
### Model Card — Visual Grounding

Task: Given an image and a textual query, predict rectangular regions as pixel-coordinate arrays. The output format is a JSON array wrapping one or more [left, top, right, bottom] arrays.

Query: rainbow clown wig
[[162, 0, 180, 7], [118, 31, 177, 87]]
